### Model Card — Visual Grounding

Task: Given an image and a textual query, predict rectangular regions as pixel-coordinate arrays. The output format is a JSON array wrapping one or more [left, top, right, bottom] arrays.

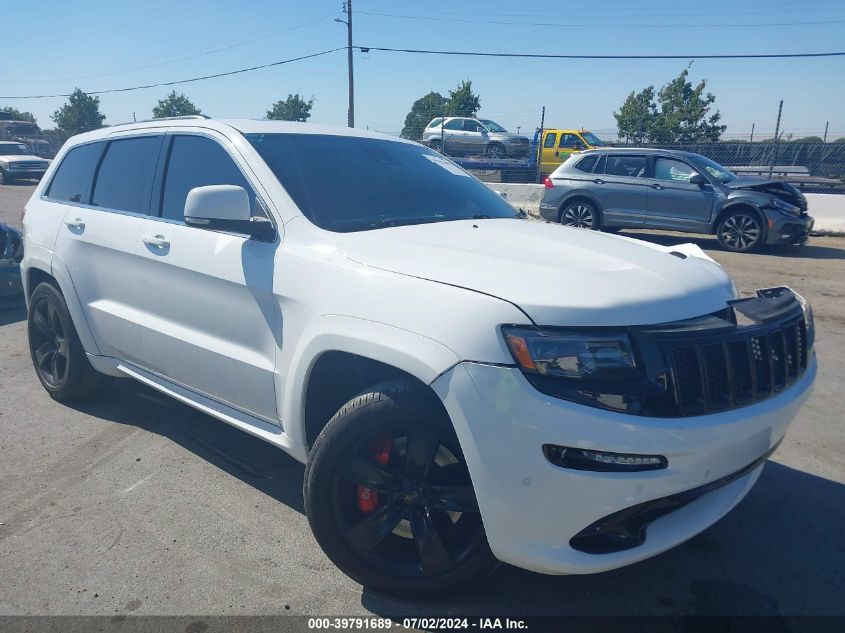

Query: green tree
[[792, 136, 823, 143], [0, 107, 36, 123], [153, 91, 202, 118], [400, 91, 447, 140], [51, 88, 105, 134], [613, 87, 656, 144], [445, 80, 480, 117], [614, 70, 725, 144], [266, 94, 314, 122]]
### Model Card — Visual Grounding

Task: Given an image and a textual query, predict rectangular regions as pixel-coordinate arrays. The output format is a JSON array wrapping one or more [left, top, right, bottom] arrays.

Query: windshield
[[693, 154, 737, 183], [479, 119, 507, 133], [0, 144, 30, 156], [580, 132, 605, 147], [246, 133, 520, 232]]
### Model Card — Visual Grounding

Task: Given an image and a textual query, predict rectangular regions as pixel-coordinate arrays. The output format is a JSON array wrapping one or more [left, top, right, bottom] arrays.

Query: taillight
[[543, 177, 554, 189]]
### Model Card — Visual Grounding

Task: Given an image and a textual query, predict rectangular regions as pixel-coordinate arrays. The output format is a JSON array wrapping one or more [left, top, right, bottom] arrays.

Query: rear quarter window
[[574, 155, 598, 173], [45, 142, 104, 204]]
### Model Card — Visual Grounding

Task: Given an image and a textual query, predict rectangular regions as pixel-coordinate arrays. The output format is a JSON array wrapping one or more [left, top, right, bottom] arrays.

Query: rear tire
[[0, 169, 11, 185], [559, 199, 600, 230], [486, 143, 506, 159], [27, 282, 105, 401], [429, 139, 443, 154], [304, 380, 498, 597], [716, 209, 764, 252]]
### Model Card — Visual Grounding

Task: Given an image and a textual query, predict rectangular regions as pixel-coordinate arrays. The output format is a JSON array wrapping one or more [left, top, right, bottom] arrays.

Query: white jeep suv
[[21, 116, 816, 596]]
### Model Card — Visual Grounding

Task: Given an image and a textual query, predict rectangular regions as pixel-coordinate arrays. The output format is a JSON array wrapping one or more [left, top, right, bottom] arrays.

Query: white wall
[[487, 183, 845, 234]]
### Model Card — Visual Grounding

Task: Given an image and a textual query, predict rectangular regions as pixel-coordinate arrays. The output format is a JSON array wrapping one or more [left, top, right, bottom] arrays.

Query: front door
[[132, 132, 281, 423], [646, 156, 715, 229]]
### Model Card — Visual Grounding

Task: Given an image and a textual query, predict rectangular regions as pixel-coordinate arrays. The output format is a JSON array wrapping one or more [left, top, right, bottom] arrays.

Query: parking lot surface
[[1, 183, 843, 617]]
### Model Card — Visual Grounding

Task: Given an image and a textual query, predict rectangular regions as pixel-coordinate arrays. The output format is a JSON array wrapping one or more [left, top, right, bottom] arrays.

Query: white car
[[21, 116, 816, 596], [0, 141, 50, 184]]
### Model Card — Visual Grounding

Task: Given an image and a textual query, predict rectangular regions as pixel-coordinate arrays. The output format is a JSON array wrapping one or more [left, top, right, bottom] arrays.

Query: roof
[[579, 147, 702, 157], [62, 117, 413, 146]]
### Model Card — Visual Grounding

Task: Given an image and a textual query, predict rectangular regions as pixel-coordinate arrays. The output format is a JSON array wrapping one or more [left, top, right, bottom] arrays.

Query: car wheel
[[28, 282, 106, 401], [429, 139, 443, 154], [560, 200, 599, 230], [486, 143, 506, 159], [0, 169, 10, 185], [304, 380, 497, 597], [717, 210, 763, 252]]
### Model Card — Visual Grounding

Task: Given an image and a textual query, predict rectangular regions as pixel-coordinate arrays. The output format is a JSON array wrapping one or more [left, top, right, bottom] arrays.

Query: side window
[[428, 117, 443, 128], [463, 120, 481, 132], [574, 155, 598, 173], [543, 133, 557, 149], [594, 154, 606, 174], [91, 136, 162, 214], [442, 119, 462, 131], [605, 155, 647, 178], [654, 157, 697, 182], [160, 135, 256, 222], [45, 142, 104, 204], [559, 134, 584, 149]]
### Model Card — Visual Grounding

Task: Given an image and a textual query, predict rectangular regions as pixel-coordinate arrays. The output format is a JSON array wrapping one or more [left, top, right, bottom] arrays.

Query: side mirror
[[689, 173, 707, 187], [184, 185, 274, 241]]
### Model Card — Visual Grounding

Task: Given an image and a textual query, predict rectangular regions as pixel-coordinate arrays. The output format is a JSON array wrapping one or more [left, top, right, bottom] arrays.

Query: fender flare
[[280, 315, 460, 453], [47, 254, 102, 355]]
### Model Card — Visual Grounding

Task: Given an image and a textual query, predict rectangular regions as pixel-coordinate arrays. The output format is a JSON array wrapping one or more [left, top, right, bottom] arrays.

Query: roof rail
[[113, 114, 212, 126]]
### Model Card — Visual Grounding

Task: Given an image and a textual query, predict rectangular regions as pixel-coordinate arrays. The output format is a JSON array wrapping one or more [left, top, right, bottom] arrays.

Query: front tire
[[304, 380, 497, 597], [717, 209, 764, 252], [27, 282, 105, 401], [560, 200, 599, 230]]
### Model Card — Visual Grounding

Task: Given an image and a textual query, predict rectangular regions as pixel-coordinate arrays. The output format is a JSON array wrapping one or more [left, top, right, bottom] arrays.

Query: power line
[[358, 11, 845, 28], [0, 48, 345, 100], [355, 46, 845, 60]]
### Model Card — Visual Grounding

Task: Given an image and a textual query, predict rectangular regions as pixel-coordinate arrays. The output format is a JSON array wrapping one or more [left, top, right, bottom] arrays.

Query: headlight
[[503, 327, 637, 380], [794, 292, 815, 349], [768, 197, 800, 216]]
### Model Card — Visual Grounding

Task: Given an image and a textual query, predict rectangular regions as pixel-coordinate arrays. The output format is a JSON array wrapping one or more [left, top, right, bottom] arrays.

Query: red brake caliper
[[357, 437, 392, 514]]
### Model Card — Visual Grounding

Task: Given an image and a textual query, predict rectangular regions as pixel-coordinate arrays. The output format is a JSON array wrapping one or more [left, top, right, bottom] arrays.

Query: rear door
[[439, 119, 463, 155], [591, 153, 650, 225], [540, 131, 558, 175], [51, 133, 164, 363], [461, 119, 485, 155], [646, 156, 715, 229], [131, 131, 281, 423]]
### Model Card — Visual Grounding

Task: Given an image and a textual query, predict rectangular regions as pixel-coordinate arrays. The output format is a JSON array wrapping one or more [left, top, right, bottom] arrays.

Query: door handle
[[593, 178, 605, 184], [142, 234, 170, 249], [651, 183, 664, 190], [64, 218, 85, 230]]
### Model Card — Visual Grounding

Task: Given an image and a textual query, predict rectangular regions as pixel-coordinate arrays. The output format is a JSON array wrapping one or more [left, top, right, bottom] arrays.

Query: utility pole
[[336, 1, 354, 127], [823, 121, 829, 143], [768, 100, 783, 179], [750, 123, 754, 143]]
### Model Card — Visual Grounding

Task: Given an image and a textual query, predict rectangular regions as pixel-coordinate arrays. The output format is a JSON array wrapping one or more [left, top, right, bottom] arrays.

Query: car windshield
[[693, 154, 737, 183], [479, 119, 507, 133], [0, 144, 30, 156], [581, 132, 605, 146], [245, 133, 520, 232]]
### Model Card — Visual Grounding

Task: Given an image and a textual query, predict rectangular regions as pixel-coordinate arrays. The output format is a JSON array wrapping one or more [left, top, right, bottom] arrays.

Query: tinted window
[[559, 134, 584, 149], [46, 142, 104, 204], [574, 155, 598, 173], [442, 119, 462, 130], [91, 136, 162, 214], [160, 135, 255, 222], [246, 133, 519, 233], [463, 120, 482, 132], [428, 117, 443, 128], [604, 155, 646, 178], [543, 133, 557, 149], [654, 157, 697, 182]]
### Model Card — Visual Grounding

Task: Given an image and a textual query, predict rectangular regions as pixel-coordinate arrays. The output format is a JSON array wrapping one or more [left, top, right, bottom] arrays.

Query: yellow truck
[[539, 129, 607, 175]]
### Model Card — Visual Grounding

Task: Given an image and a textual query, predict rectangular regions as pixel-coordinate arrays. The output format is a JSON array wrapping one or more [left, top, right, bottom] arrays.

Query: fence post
[[768, 100, 783, 179], [536, 106, 545, 184]]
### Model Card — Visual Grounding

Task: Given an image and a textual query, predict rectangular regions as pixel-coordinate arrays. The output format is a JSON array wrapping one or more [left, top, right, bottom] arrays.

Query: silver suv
[[422, 117, 530, 158], [539, 148, 815, 252]]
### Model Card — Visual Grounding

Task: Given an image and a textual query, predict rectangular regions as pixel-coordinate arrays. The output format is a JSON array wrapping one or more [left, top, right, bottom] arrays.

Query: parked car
[[539, 129, 607, 175], [0, 118, 51, 158], [540, 148, 814, 252], [0, 222, 24, 307], [422, 117, 530, 158], [22, 118, 816, 596], [0, 141, 50, 184]]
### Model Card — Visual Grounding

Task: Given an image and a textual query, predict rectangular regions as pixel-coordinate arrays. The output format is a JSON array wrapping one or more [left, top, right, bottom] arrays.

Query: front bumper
[[431, 354, 816, 575], [765, 212, 814, 245], [5, 169, 46, 179]]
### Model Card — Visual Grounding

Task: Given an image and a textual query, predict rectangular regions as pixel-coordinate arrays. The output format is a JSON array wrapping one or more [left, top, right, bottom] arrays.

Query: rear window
[[45, 142, 104, 204], [246, 133, 519, 232], [91, 136, 162, 214], [574, 155, 598, 173], [428, 118, 443, 128]]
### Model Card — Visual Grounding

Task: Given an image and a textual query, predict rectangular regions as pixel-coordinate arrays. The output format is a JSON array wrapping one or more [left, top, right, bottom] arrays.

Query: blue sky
[[3, 0, 844, 139]]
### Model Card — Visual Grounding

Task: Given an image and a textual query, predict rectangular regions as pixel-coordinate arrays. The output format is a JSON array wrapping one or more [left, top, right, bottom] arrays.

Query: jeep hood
[[338, 219, 736, 326]]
